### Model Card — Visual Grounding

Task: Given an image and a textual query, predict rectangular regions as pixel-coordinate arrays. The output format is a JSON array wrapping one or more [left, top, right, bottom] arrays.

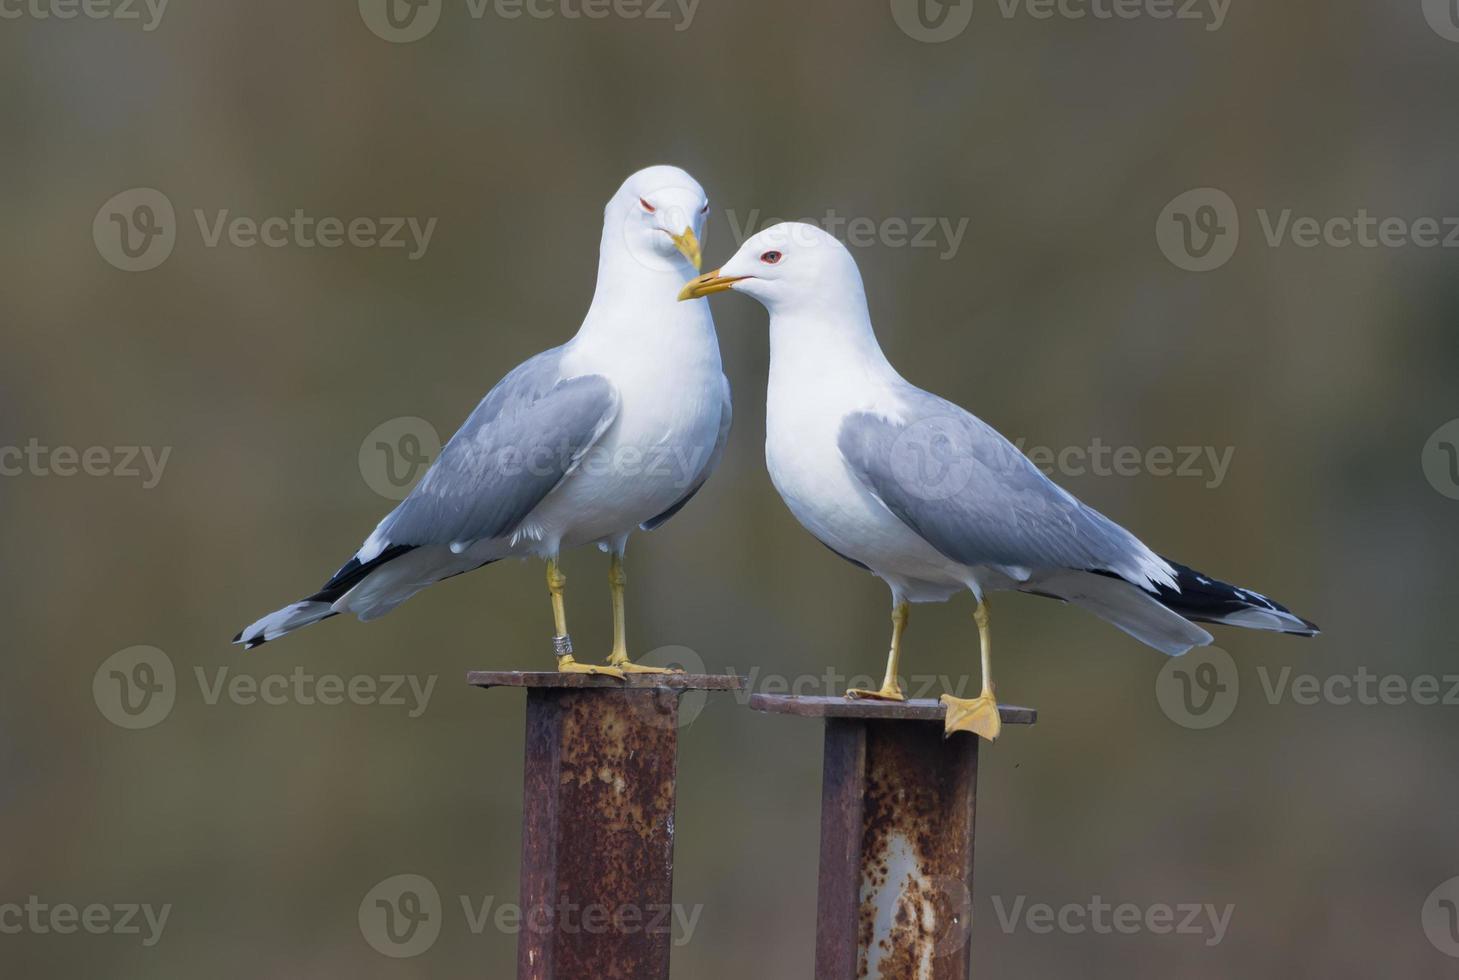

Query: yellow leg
[[847, 601, 910, 701], [941, 599, 1002, 741], [547, 557, 623, 679], [603, 552, 682, 675]]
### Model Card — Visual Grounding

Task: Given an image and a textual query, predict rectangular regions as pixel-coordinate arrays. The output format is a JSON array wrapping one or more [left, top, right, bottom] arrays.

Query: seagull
[[235, 166, 732, 676], [681, 222, 1317, 739]]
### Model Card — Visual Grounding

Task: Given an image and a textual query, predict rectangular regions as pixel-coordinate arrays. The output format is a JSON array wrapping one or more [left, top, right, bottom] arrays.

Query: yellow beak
[[678, 269, 747, 302], [669, 226, 702, 271]]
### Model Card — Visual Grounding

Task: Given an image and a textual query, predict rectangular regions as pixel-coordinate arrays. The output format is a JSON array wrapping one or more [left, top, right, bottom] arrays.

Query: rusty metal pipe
[[473, 671, 744, 980], [751, 695, 1036, 980]]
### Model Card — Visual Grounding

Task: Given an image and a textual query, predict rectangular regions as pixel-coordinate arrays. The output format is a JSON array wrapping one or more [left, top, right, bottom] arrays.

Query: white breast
[[525, 303, 724, 551], [765, 354, 966, 596]]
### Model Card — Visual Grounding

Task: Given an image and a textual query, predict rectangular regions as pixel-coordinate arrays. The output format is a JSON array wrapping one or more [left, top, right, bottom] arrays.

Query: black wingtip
[[231, 630, 243, 643]]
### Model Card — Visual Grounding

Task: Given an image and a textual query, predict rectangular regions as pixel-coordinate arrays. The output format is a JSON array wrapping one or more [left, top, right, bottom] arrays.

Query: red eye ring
[[639, 198, 656, 213], [760, 250, 783, 264]]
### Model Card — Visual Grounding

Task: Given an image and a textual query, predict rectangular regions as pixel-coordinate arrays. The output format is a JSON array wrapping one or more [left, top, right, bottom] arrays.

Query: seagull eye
[[760, 250, 783, 265], [639, 198, 657, 213], [700, 202, 710, 214]]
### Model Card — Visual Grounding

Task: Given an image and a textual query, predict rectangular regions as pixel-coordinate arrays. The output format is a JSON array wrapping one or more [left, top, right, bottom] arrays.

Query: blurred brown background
[[3, 0, 1459, 976]]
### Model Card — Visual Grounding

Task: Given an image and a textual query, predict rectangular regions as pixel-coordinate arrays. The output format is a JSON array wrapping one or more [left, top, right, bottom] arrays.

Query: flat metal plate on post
[[472, 672, 744, 980], [751, 695, 1036, 980], [747, 695, 1037, 726]]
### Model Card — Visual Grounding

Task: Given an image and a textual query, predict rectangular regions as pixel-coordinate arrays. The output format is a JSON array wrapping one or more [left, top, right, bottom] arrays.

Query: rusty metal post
[[750, 695, 1036, 980], [471, 671, 743, 980]]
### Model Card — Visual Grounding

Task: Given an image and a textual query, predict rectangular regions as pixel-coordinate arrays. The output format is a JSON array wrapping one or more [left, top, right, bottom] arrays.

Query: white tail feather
[[234, 601, 335, 650], [1024, 569, 1213, 656]]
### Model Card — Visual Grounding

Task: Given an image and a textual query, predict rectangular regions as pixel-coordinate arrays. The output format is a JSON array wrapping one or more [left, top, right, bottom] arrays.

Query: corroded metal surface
[[750, 694, 1036, 726], [488, 675, 744, 979], [808, 717, 984, 980], [858, 722, 977, 979], [513, 685, 683, 980]]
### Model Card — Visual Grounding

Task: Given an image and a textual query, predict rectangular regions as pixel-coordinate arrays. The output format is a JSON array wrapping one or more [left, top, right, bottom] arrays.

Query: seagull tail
[[231, 543, 418, 650], [1141, 558, 1321, 638], [233, 601, 339, 651], [1023, 568, 1215, 656]]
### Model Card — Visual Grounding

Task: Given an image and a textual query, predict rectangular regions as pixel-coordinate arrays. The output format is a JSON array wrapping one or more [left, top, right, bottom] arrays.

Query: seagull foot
[[606, 653, 685, 676], [846, 684, 906, 702], [556, 654, 626, 680], [941, 692, 1001, 742]]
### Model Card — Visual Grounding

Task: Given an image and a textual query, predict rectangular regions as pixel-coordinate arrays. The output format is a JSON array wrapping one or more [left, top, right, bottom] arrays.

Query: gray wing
[[375, 347, 619, 548], [837, 387, 1171, 588], [640, 373, 733, 531]]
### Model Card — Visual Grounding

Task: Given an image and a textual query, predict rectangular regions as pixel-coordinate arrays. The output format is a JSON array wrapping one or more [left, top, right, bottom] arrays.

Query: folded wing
[[365, 347, 620, 555]]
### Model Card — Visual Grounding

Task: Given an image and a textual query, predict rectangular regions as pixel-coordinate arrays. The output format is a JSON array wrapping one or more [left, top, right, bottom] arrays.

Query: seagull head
[[607, 165, 710, 274], [677, 222, 865, 316]]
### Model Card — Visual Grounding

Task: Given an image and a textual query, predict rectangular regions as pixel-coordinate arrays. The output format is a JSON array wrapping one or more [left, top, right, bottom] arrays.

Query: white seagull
[[236, 166, 731, 676], [681, 222, 1317, 739]]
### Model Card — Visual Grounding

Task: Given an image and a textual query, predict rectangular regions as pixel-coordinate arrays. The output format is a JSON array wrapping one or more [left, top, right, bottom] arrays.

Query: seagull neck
[[571, 242, 714, 361], [583, 241, 697, 322], [767, 306, 901, 389]]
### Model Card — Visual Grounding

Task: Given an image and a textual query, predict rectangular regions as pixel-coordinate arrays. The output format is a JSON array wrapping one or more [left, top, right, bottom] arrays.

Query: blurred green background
[[4, 0, 1459, 976]]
